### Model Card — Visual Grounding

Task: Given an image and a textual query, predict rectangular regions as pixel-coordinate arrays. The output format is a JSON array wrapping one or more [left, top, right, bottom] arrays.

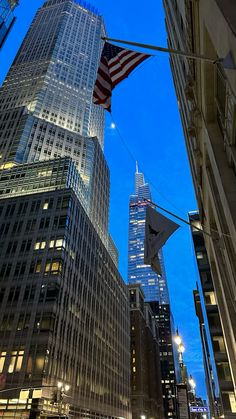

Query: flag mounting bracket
[[101, 37, 235, 69]]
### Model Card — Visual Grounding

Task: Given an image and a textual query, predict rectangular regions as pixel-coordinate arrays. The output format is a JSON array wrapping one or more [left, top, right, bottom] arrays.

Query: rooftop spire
[[136, 161, 139, 173]]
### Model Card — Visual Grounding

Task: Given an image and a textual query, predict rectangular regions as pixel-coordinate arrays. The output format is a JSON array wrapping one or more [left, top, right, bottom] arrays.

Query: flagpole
[[101, 36, 220, 64]]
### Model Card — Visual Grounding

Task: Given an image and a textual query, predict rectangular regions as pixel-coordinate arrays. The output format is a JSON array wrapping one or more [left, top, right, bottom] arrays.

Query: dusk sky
[[0, 0, 206, 398]]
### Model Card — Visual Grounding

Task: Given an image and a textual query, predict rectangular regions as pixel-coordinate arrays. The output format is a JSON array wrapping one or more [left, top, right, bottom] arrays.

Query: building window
[[0, 352, 6, 373], [49, 238, 65, 250], [34, 240, 46, 250], [204, 291, 216, 305], [216, 362, 231, 381], [35, 262, 41, 273], [212, 336, 226, 353], [8, 350, 24, 373], [222, 392, 236, 413], [45, 259, 63, 275]]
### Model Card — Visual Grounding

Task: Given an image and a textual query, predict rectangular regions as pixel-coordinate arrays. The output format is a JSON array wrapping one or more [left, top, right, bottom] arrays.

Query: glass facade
[[0, 0, 104, 148], [0, 0, 111, 247], [0, 1, 130, 418], [128, 167, 169, 304], [0, 0, 17, 49]]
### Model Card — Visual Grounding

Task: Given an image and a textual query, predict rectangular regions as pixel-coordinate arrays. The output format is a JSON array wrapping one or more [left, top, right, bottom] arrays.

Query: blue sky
[[0, 0, 207, 398]]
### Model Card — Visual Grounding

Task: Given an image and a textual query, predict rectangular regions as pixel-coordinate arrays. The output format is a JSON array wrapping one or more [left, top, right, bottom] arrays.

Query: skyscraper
[[163, 1, 236, 417], [128, 166, 178, 419], [128, 164, 169, 304], [0, 1, 131, 418], [0, 0, 18, 49]]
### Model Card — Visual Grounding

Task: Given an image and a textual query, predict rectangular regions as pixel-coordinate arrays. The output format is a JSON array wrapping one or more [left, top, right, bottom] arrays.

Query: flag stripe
[[92, 41, 150, 112], [112, 55, 150, 87], [111, 54, 148, 84], [108, 49, 134, 67], [109, 51, 140, 74]]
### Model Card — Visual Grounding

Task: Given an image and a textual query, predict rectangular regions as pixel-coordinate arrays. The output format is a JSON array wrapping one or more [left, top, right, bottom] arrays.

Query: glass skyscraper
[[128, 164, 169, 304], [0, 1, 131, 418], [0, 0, 18, 49], [128, 165, 178, 419]]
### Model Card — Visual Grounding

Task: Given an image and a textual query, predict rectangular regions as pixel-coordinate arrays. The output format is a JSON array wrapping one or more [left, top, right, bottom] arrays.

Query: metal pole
[[102, 36, 220, 64]]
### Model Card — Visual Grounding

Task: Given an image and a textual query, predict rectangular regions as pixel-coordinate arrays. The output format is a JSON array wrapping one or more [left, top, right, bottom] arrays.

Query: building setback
[[162, 1, 236, 417], [0, 0, 131, 418]]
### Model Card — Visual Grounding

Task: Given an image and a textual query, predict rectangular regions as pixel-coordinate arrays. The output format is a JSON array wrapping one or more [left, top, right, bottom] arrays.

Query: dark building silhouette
[[190, 211, 232, 418], [128, 284, 163, 419]]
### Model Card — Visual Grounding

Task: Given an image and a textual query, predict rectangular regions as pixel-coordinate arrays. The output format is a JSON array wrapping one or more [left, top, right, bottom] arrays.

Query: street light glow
[[174, 329, 182, 345], [178, 343, 185, 353], [57, 381, 63, 389], [111, 122, 116, 129], [174, 334, 182, 345], [65, 384, 70, 392], [189, 375, 196, 389]]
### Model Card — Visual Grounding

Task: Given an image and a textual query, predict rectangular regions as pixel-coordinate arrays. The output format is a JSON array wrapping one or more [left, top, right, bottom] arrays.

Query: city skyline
[[0, 0, 207, 400]]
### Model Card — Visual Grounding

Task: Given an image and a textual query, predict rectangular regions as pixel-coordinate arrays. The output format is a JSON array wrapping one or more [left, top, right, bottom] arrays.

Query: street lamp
[[174, 329, 182, 346], [64, 384, 70, 392], [178, 343, 185, 354], [189, 375, 196, 390], [57, 381, 70, 419]]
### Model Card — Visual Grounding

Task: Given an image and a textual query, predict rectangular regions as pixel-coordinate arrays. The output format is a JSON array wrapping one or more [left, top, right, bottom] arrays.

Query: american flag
[[93, 42, 150, 112]]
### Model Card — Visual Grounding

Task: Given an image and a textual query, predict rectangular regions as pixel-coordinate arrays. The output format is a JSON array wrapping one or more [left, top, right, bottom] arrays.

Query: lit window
[[196, 252, 204, 259], [8, 350, 24, 373], [229, 393, 236, 413], [38, 170, 52, 178], [51, 261, 62, 273], [55, 239, 64, 248], [15, 351, 24, 372], [43, 202, 49, 210], [204, 291, 216, 305], [49, 240, 55, 248], [132, 366, 136, 373], [132, 357, 135, 363], [35, 262, 41, 273], [8, 351, 17, 373], [45, 262, 50, 273], [44, 260, 62, 275], [34, 241, 46, 250], [0, 352, 6, 373]]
